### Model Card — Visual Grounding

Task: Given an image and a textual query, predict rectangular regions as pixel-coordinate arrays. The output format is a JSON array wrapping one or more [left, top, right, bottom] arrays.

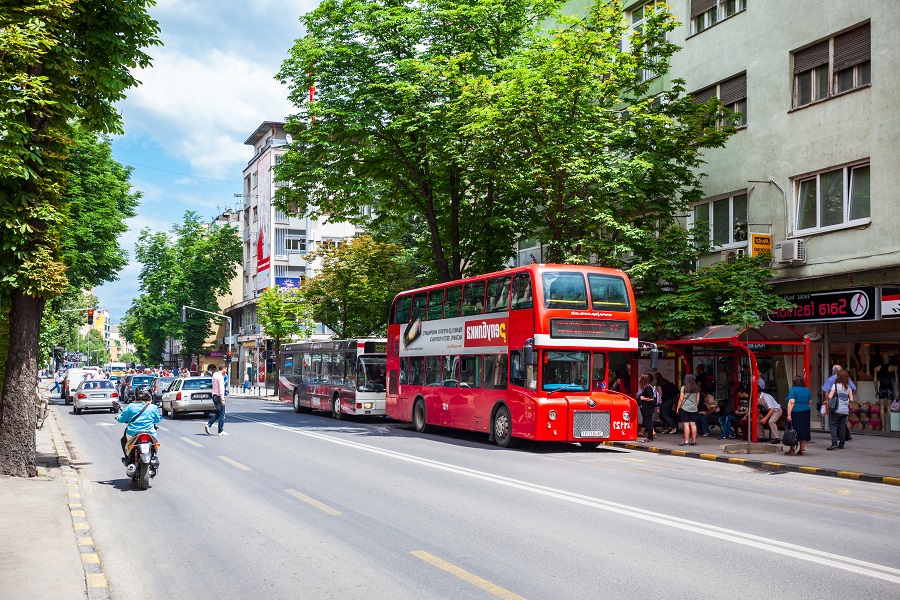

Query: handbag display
[[891, 398, 900, 413], [782, 422, 798, 447]]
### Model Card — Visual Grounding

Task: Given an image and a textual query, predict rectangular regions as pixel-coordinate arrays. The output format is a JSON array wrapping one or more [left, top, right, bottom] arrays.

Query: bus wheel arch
[[491, 402, 518, 448], [413, 396, 429, 433]]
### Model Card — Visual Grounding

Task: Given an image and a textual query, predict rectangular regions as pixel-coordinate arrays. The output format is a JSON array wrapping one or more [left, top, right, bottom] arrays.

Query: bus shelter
[[657, 323, 810, 443]]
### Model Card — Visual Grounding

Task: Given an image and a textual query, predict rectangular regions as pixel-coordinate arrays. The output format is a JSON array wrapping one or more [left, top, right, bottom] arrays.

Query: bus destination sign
[[767, 287, 876, 323]]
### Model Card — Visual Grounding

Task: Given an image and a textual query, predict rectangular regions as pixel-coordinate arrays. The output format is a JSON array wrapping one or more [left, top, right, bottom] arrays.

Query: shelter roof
[[659, 322, 806, 346]]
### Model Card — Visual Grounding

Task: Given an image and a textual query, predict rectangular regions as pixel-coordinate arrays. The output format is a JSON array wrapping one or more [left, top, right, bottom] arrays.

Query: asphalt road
[[54, 395, 900, 600]]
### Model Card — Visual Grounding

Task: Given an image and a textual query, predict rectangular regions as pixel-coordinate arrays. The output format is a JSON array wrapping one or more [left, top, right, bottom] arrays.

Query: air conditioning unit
[[720, 248, 746, 263], [774, 239, 806, 264]]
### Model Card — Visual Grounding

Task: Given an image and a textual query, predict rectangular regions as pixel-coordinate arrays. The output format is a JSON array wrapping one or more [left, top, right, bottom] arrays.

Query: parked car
[[150, 376, 176, 404], [63, 368, 101, 404], [119, 374, 155, 404], [161, 377, 215, 419], [72, 379, 119, 414]]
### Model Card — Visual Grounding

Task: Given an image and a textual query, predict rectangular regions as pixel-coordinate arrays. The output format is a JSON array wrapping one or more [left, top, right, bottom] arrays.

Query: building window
[[795, 162, 870, 232], [693, 192, 748, 248], [691, 72, 747, 126], [628, 0, 666, 82], [274, 210, 289, 223], [691, 0, 746, 35], [285, 229, 306, 253], [793, 23, 870, 109]]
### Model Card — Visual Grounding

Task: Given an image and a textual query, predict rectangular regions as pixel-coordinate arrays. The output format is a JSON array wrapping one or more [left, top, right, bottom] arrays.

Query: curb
[[600, 440, 900, 487], [49, 413, 112, 600]]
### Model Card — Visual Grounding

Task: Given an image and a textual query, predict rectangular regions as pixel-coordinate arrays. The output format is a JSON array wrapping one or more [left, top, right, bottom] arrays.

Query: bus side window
[[460, 356, 481, 388], [444, 285, 462, 318], [395, 296, 411, 323], [463, 281, 485, 316], [484, 354, 508, 390], [510, 350, 525, 387], [283, 354, 293, 375], [428, 288, 444, 321], [425, 356, 441, 386], [511, 273, 533, 309], [409, 357, 424, 385], [399, 358, 408, 385], [486, 277, 511, 313], [442, 356, 458, 387], [412, 293, 427, 320], [592, 352, 606, 390]]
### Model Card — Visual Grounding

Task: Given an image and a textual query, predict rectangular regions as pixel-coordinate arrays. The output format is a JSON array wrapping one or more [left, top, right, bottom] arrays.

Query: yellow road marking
[[884, 477, 900, 486], [411, 551, 526, 600], [837, 471, 861, 480], [86, 573, 107, 588], [699, 453, 718, 461], [180, 436, 203, 448], [81, 553, 100, 564], [727, 458, 747, 465], [71, 510, 85, 517], [218, 456, 250, 471], [73, 522, 89, 530], [285, 489, 342, 516], [78, 537, 93, 546]]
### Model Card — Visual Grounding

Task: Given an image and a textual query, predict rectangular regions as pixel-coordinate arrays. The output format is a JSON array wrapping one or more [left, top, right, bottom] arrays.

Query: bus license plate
[[581, 431, 604, 437]]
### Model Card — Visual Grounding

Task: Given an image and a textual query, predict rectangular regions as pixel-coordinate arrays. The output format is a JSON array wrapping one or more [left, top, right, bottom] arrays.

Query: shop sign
[[749, 234, 772, 257], [882, 287, 900, 319], [768, 287, 876, 323]]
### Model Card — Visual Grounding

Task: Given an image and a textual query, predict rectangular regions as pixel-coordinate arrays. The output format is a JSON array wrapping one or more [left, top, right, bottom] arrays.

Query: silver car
[[72, 379, 119, 414], [161, 377, 215, 419]]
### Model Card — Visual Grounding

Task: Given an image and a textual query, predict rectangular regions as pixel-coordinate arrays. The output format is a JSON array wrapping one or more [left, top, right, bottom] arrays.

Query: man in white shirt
[[758, 382, 782, 443], [205, 365, 229, 436]]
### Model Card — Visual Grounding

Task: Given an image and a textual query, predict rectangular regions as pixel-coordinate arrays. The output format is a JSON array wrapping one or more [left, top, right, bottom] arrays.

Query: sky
[[95, 0, 321, 324]]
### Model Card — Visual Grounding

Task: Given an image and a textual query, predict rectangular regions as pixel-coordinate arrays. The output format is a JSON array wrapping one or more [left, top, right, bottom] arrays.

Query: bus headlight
[[548, 410, 557, 421], [622, 411, 631, 422]]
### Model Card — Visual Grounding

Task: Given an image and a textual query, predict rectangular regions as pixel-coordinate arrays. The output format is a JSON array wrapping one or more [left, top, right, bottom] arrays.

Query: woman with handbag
[[826, 370, 853, 450], [676, 373, 701, 446], [785, 375, 812, 456], [637, 374, 656, 443]]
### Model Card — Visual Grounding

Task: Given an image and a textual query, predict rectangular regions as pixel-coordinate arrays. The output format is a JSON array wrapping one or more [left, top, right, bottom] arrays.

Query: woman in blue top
[[785, 375, 812, 456]]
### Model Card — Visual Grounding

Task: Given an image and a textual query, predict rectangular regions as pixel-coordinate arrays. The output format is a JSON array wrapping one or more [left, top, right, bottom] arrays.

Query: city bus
[[279, 339, 387, 418], [386, 264, 642, 448]]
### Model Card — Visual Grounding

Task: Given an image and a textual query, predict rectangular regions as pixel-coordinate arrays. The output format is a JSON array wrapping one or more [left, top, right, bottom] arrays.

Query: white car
[[161, 376, 215, 419], [72, 380, 119, 414], [63, 368, 102, 405]]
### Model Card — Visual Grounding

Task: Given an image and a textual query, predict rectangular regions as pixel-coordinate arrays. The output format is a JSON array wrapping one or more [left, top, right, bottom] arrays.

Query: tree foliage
[[256, 287, 316, 380], [0, 0, 159, 477], [124, 212, 243, 367], [302, 236, 416, 339]]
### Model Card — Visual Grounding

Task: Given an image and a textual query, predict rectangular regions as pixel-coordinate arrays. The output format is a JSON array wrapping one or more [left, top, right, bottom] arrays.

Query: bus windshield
[[543, 271, 588, 309], [357, 356, 386, 392], [542, 350, 589, 392]]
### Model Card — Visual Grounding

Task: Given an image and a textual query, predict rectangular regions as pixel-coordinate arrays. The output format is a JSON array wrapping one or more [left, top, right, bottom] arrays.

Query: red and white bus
[[279, 339, 387, 418], [386, 264, 643, 448]]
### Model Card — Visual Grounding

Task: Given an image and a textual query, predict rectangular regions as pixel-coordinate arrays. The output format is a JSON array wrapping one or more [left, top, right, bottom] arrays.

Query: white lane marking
[[233, 414, 900, 584], [95, 423, 115, 428], [218, 456, 251, 471], [157, 426, 169, 432], [180, 437, 203, 448], [285, 488, 342, 516]]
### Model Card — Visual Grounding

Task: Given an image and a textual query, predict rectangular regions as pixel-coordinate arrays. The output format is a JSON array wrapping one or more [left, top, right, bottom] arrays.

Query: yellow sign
[[750, 234, 772, 257]]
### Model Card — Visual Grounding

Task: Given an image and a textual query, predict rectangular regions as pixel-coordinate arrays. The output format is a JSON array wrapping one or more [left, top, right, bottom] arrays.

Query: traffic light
[[227, 351, 233, 363], [87, 309, 94, 325]]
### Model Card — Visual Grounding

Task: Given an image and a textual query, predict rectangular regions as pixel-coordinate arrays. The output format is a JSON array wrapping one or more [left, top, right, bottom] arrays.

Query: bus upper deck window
[[395, 296, 411, 323], [588, 274, 630, 311], [445, 285, 462, 318], [543, 272, 588, 310], [463, 281, 485, 316]]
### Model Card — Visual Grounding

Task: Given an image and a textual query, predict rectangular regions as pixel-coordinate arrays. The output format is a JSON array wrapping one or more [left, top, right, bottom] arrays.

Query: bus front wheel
[[493, 405, 518, 448], [413, 399, 429, 433], [293, 390, 301, 413], [332, 395, 342, 420]]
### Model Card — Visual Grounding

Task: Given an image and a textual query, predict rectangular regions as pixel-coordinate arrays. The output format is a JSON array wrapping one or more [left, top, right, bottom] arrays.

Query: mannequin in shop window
[[876, 354, 897, 400]]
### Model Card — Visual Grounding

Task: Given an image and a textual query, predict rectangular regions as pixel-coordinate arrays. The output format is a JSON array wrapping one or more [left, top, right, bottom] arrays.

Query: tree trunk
[[0, 290, 45, 477]]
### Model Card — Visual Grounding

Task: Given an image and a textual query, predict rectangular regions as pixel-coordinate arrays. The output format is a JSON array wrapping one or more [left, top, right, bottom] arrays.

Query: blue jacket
[[117, 402, 162, 437], [822, 374, 856, 393]]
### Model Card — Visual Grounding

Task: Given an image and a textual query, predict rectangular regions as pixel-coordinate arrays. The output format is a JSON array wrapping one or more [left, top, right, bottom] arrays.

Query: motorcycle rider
[[116, 391, 162, 471]]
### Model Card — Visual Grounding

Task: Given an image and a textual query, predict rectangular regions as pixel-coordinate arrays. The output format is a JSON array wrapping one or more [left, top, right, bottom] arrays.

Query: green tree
[[0, 0, 159, 476], [302, 236, 415, 339], [80, 328, 110, 367], [256, 287, 316, 384], [125, 212, 242, 368]]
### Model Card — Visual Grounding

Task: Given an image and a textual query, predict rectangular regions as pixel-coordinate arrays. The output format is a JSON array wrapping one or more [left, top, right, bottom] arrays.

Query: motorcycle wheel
[[138, 462, 150, 490]]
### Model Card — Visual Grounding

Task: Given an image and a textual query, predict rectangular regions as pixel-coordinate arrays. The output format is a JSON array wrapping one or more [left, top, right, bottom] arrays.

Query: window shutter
[[690, 0, 718, 18], [833, 23, 870, 71], [719, 73, 746, 105], [793, 41, 829, 74], [691, 86, 717, 104]]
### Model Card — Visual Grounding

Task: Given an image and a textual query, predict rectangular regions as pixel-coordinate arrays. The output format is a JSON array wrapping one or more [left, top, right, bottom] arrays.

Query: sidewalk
[[602, 427, 900, 486], [0, 401, 92, 599]]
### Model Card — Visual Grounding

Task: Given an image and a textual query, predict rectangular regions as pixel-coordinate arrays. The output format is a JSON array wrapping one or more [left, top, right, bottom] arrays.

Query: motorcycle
[[122, 431, 160, 490]]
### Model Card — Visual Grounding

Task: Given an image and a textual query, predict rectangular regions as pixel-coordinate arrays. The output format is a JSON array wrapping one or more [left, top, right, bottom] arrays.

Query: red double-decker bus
[[386, 264, 642, 448]]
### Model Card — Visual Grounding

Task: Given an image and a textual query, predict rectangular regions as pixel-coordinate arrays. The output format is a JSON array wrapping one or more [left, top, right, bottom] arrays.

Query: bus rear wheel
[[332, 395, 342, 420], [493, 405, 518, 448], [413, 399, 428, 433], [293, 390, 301, 413]]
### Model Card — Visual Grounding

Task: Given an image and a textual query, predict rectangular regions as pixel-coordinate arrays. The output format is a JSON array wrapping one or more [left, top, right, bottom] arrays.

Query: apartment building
[[621, 0, 898, 433]]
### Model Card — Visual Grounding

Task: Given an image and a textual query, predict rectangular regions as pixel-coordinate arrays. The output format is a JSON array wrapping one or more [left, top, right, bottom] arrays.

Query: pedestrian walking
[[51, 372, 61, 394], [637, 374, 656, 442], [676, 374, 701, 446], [205, 364, 229, 436], [826, 370, 853, 450], [822, 363, 855, 441], [243, 369, 251, 392], [785, 375, 812, 455]]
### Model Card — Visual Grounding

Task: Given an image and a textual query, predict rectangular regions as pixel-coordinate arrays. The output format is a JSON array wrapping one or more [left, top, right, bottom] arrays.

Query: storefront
[[768, 285, 900, 436]]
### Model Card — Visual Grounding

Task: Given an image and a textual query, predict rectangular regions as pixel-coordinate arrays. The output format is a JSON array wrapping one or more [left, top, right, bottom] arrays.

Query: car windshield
[[80, 380, 115, 390], [183, 378, 213, 390], [541, 350, 590, 392], [155, 378, 174, 387]]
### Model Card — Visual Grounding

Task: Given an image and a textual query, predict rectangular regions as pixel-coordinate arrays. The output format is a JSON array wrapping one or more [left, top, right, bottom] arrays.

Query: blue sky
[[96, 0, 321, 323]]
